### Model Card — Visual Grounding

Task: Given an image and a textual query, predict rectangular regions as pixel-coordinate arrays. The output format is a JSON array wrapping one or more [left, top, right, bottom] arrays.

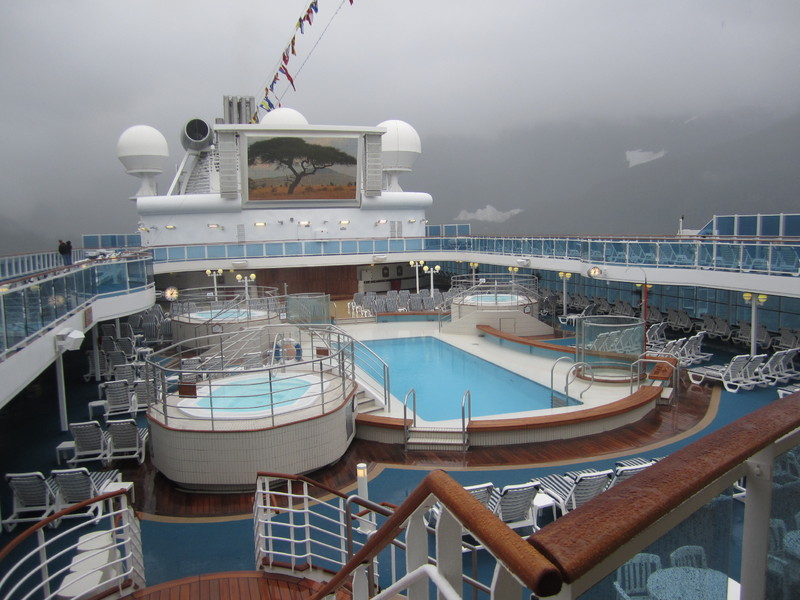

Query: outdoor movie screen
[[243, 134, 359, 206]]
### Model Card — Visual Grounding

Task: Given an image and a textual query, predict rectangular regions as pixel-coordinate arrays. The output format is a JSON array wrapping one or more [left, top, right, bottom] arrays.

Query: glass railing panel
[[303, 241, 323, 255], [629, 242, 657, 265], [588, 241, 605, 263], [405, 237, 424, 251], [187, 245, 206, 260], [697, 242, 715, 269], [96, 262, 129, 294], [741, 244, 770, 273], [127, 259, 147, 289], [153, 247, 168, 261], [226, 244, 245, 258], [40, 279, 57, 324], [322, 241, 341, 255], [284, 242, 302, 255], [715, 243, 741, 271], [389, 239, 405, 252], [266, 242, 285, 257], [770, 245, 800, 274], [529, 238, 543, 256], [769, 446, 800, 598], [583, 492, 740, 600], [246, 243, 264, 257], [374, 239, 389, 252], [3, 290, 25, 347], [206, 245, 226, 259], [605, 242, 628, 264], [167, 246, 187, 261], [24, 286, 43, 335], [341, 240, 357, 254]]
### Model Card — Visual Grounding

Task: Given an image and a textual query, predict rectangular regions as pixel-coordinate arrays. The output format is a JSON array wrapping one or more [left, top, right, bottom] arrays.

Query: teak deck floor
[[121, 374, 712, 518], [120, 375, 712, 599]]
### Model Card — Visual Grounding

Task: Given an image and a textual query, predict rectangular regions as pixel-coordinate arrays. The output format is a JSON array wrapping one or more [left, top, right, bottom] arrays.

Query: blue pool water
[[363, 337, 579, 420], [178, 374, 318, 418], [190, 308, 267, 320]]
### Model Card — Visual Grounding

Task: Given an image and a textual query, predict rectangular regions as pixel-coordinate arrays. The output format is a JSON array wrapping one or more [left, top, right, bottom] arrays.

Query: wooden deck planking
[[118, 375, 712, 517]]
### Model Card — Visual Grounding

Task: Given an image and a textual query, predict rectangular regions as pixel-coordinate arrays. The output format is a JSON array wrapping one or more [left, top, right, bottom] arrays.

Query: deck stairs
[[355, 388, 383, 414], [405, 425, 469, 452]]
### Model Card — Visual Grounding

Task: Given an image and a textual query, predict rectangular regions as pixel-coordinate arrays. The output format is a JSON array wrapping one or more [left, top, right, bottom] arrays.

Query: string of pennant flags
[[252, 0, 354, 123]]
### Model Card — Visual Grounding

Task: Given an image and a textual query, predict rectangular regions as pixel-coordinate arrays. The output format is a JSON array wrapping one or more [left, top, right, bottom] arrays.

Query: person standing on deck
[[64, 240, 73, 265], [58, 240, 68, 265]]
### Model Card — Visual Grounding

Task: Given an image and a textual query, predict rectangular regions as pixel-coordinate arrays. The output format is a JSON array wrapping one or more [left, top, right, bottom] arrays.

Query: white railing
[[253, 394, 800, 600], [0, 488, 144, 600]]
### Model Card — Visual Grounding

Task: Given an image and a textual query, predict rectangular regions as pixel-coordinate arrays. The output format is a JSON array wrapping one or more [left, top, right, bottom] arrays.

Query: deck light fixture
[[742, 292, 768, 356], [165, 225, 176, 230], [207, 223, 222, 229], [205, 268, 223, 300], [558, 272, 573, 318], [410, 260, 425, 293], [423, 264, 441, 296], [375, 219, 388, 226], [254, 222, 266, 227], [236, 273, 256, 299], [469, 262, 479, 285], [299, 221, 310, 227]]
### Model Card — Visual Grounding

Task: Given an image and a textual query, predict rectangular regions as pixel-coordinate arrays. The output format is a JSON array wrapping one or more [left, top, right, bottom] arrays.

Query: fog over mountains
[[411, 108, 800, 236], [1, 108, 798, 254]]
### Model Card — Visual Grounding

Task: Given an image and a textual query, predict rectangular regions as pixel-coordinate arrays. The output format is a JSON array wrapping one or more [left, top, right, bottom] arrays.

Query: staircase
[[405, 425, 469, 452]]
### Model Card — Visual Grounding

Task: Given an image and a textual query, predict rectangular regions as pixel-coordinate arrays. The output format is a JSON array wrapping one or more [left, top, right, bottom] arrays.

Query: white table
[[55, 441, 75, 465], [648, 567, 740, 600]]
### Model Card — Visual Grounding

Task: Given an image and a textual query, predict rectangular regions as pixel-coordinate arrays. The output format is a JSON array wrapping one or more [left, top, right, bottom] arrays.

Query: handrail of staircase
[[461, 389, 471, 450], [403, 388, 416, 450], [308, 468, 563, 600]]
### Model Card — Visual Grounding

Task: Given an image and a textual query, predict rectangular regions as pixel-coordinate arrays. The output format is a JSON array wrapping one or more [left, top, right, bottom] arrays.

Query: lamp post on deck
[[422, 264, 440, 297], [205, 268, 223, 301], [558, 271, 572, 318], [469, 262, 479, 286], [409, 260, 424, 294], [236, 273, 256, 299], [742, 292, 768, 356]]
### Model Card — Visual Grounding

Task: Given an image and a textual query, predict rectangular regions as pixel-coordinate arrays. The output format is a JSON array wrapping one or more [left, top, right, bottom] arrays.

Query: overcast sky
[[2, 0, 799, 251]]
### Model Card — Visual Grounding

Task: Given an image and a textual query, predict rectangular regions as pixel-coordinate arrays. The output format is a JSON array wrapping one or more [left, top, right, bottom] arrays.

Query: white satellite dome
[[259, 107, 309, 126], [378, 120, 421, 172], [117, 125, 168, 197], [117, 125, 169, 174]]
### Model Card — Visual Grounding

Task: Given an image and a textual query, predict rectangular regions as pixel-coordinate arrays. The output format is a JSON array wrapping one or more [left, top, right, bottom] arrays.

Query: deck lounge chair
[[2, 472, 59, 531], [677, 332, 713, 366], [687, 353, 766, 393], [424, 482, 497, 531], [755, 349, 798, 385], [106, 419, 149, 465], [67, 420, 110, 467], [489, 481, 539, 532], [538, 469, 613, 516], [607, 461, 655, 489], [98, 380, 135, 421], [50, 467, 121, 521]]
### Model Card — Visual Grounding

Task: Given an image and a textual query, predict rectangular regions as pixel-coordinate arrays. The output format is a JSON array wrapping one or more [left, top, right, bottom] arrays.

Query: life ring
[[282, 339, 302, 361]]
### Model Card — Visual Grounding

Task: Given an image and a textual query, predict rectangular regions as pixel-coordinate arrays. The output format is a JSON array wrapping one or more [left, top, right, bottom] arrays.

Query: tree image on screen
[[248, 137, 357, 199]]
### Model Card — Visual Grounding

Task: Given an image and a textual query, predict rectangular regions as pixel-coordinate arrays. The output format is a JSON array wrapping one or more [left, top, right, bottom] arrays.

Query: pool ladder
[[403, 389, 471, 452]]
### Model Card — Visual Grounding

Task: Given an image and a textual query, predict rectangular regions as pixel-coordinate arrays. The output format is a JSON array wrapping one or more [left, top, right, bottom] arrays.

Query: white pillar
[[740, 448, 775, 599], [55, 353, 68, 431]]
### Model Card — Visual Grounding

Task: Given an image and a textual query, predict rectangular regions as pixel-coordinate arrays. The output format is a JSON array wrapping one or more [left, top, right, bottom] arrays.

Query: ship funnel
[[181, 118, 214, 151]]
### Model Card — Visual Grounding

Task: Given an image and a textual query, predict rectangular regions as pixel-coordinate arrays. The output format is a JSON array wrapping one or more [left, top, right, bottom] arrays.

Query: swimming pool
[[177, 372, 321, 418], [363, 337, 579, 420], [460, 293, 528, 306], [187, 308, 269, 321]]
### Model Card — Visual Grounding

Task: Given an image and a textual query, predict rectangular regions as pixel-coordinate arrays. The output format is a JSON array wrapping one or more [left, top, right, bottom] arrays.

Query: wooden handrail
[[527, 393, 800, 582], [309, 469, 562, 599]]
